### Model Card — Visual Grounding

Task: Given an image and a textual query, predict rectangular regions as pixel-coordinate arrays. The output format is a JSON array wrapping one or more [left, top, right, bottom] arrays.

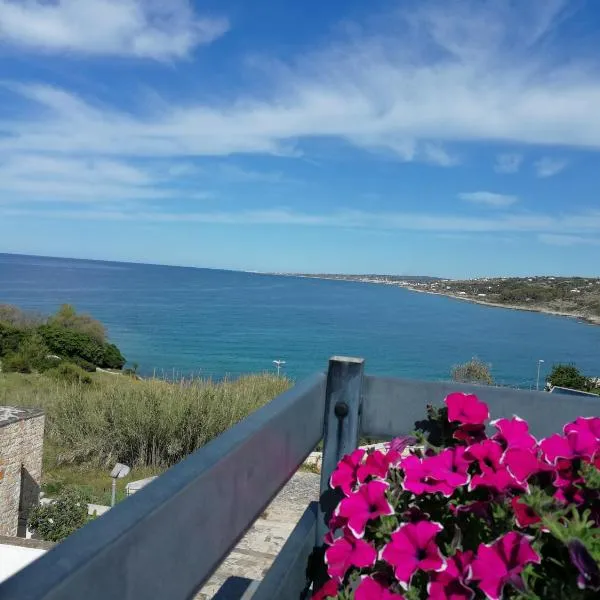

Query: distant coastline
[[275, 273, 600, 326]]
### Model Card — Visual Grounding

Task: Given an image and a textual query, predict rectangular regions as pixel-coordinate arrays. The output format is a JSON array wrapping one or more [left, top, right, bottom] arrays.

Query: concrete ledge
[[0, 535, 55, 550]]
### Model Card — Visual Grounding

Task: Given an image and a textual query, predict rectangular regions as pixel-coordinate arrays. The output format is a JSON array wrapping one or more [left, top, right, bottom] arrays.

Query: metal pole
[[536, 360, 542, 391], [111, 478, 117, 507]]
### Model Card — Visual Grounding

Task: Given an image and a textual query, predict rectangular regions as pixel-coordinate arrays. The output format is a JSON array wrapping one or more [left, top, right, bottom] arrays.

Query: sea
[[0, 253, 599, 387]]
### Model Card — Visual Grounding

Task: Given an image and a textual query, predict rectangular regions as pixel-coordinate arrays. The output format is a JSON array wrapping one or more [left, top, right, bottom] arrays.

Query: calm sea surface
[[1, 253, 599, 386]]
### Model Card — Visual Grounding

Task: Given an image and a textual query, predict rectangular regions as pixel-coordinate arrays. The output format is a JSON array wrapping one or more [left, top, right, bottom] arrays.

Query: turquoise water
[[1, 253, 599, 386]]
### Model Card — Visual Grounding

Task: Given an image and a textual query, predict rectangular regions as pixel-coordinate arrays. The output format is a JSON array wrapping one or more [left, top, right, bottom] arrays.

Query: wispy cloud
[[534, 157, 569, 178], [538, 233, 600, 246], [458, 191, 518, 208], [0, 0, 228, 60], [1, 1, 599, 164], [494, 153, 523, 174], [3, 207, 600, 238]]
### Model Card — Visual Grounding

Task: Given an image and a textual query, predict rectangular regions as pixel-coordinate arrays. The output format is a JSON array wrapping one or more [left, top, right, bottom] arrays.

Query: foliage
[[48, 304, 106, 343], [47, 362, 93, 385], [315, 395, 600, 599], [28, 487, 90, 542], [451, 357, 494, 385], [5, 372, 290, 468], [548, 364, 593, 392], [0, 304, 44, 328], [1, 333, 53, 373], [0, 304, 125, 371], [38, 325, 125, 369]]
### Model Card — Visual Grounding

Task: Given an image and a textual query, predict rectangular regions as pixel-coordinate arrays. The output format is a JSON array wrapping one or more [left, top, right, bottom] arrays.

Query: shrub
[[0, 322, 27, 357], [548, 363, 592, 392], [47, 362, 93, 386], [315, 395, 600, 599], [49, 304, 106, 343], [69, 356, 97, 372], [28, 487, 89, 542], [451, 357, 494, 385], [38, 325, 125, 369], [1, 333, 52, 373]]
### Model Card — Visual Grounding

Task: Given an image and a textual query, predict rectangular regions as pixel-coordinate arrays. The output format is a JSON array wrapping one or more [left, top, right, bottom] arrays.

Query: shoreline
[[279, 274, 600, 326]]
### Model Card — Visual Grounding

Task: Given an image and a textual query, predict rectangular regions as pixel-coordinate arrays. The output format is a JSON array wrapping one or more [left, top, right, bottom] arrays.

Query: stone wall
[[0, 408, 45, 537]]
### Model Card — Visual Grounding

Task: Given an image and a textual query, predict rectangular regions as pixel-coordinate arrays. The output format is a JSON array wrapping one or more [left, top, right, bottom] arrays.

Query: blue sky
[[0, 0, 599, 277]]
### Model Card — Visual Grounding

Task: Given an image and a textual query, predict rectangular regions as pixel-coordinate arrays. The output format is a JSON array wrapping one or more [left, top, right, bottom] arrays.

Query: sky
[[0, 0, 599, 278]]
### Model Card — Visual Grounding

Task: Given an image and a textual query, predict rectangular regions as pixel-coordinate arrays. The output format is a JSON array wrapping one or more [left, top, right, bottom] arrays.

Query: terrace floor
[[197, 471, 320, 599]]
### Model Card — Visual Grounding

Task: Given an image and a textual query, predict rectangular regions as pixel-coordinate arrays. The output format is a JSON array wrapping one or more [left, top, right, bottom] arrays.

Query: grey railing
[[2, 357, 598, 600]]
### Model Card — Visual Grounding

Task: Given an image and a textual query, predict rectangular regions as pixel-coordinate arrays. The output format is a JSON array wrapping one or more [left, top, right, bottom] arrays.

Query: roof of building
[[0, 406, 44, 428]]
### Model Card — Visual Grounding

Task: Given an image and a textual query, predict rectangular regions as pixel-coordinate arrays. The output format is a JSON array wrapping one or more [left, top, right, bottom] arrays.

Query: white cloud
[[0, 0, 228, 60], [534, 157, 568, 178], [459, 191, 518, 208], [2, 1, 600, 163], [0, 154, 213, 203], [538, 234, 600, 246], [3, 207, 600, 239], [494, 153, 523, 174]]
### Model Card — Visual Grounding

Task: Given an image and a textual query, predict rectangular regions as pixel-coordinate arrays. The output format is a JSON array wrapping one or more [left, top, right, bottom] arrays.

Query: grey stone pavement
[[196, 471, 320, 599]]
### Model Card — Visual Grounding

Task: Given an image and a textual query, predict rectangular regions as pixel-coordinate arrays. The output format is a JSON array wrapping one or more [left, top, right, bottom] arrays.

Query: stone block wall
[[0, 408, 45, 537]]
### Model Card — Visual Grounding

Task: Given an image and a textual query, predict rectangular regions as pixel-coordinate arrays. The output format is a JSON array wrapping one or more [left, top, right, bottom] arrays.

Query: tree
[[547, 364, 591, 392], [451, 357, 494, 385], [49, 304, 106, 344], [28, 488, 89, 542]]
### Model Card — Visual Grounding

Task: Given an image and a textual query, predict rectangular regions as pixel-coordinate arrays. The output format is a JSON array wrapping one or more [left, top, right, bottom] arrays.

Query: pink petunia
[[511, 497, 541, 528], [540, 429, 598, 465], [491, 416, 537, 450], [324, 514, 347, 546], [311, 578, 339, 600], [564, 416, 600, 440], [357, 449, 398, 483], [336, 479, 394, 538], [454, 424, 487, 445], [329, 448, 365, 496], [471, 532, 541, 600], [401, 455, 455, 497], [467, 440, 525, 493], [355, 576, 406, 600], [428, 550, 475, 600], [502, 447, 545, 483], [428, 447, 472, 488], [445, 393, 489, 426], [325, 531, 377, 580], [381, 520, 446, 587], [554, 484, 586, 506]]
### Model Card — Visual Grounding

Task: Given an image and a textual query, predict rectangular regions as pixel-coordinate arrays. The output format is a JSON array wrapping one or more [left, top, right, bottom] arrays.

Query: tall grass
[[2, 373, 291, 468]]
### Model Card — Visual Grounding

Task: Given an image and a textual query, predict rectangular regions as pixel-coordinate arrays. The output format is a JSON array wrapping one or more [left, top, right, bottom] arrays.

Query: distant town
[[287, 274, 600, 324]]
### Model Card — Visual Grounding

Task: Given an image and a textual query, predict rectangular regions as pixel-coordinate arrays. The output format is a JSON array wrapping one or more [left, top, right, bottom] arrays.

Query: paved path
[[197, 471, 320, 599]]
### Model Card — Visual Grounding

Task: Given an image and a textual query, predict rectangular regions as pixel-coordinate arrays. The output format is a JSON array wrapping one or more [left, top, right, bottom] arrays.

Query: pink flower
[[355, 576, 406, 600], [324, 514, 347, 546], [330, 448, 365, 496], [554, 484, 586, 506], [325, 531, 377, 580], [445, 393, 489, 425], [401, 455, 455, 497], [502, 447, 545, 483], [492, 416, 537, 450], [336, 479, 393, 538], [312, 578, 339, 600], [454, 424, 487, 445], [381, 520, 446, 587], [471, 532, 541, 600], [540, 429, 597, 465], [357, 449, 397, 483], [511, 497, 541, 528], [388, 436, 417, 454], [428, 550, 475, 600], [564, 417, 600, 440], [428, 447, 472, 488], [467, 440, 524, 493]]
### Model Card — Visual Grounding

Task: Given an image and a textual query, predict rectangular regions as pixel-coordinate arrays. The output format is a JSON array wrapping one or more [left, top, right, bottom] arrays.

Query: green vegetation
[[451, 357, 494, 385], [547, 363, 598, 393], [28, 487, 91, 542], [0, 304, 125, 374], [0, 371, 291, 503]]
